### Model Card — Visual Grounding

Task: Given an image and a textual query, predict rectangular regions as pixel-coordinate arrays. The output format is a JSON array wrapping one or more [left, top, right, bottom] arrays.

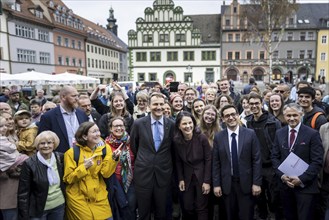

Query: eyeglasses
[[223, 112, 237, 119], [275, 90, 286, 94], [112, 125, 125, 128], [249, 102, 261, 106], [40, 141, 54, 146]]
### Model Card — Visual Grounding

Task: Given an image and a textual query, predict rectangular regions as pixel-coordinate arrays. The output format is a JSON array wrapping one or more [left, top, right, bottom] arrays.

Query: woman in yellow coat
[[64, 122, 120, 220]]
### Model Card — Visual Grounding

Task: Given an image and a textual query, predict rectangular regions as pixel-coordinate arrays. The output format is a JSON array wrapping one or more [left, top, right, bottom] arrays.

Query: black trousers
[[223, 178, 254, 220], [135, 177, 169, 220]]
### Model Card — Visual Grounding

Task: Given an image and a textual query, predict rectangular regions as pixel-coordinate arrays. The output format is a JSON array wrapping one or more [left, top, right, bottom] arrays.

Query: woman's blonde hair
[[34, 131, 60, 150]]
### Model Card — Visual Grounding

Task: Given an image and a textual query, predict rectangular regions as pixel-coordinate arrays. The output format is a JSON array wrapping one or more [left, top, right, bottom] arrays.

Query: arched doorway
[[163, 71, 176, 84], [298, 67, 308, 80], [253, 68, 264, 81], [272, 68, 282, 80], [226, 68, 238, 81]]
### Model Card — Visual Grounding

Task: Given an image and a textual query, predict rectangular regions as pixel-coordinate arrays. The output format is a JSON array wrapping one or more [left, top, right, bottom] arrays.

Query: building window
[[205, 68, 215, 83], [65, 57, 69, 66], [233, 7, 237, 13], [184, 72, 192, 83], [228, 52, 233, 60], [17, 49, 36, 63], [149, 73, 157, 81], [72, 58, 76, 66], [35, 10, 43, 19], [273, 32, 278, 41], [136, 52, 147, 61], [78, 41, 82, 50], [322, 36, 327, 44], [159, 34, 169, 42], [246, 51, 252, 60], [138, 73, 145, 82], [15, 24, 35, 39], [175, 34, 186, 42], [92, 59, 94, 68], [225, 19, 230, 26], [87, 45, 90, 52], [167, 51, 178, 61], [143, 34, 153, 43], [307, 50, 312, 59], [183, 51, 194, 61], [39, 52, 50, 64], [38, 30, 49, 42], [150, 52, 161, 61], [91, 46, 94, 53], [259, 51, 265, 59], [88, 58, 90, 67], [273, 51, 278, 59], [299, 50, 305, 59], [287, 32, 293, 41], [202, 51, 216, 61], [235, 51, 240, 60], [58, 56, 62, 65], [102, 60, 104, 69], [287, 50, 293, 59], [308, 32, 314, 40], [320, 69, 325, 76], [235, 34, 240, 42], [64, 38, 69, 47], [321, 53, 326, 61], [57, 36, 62, 45], [72, 40, 75, 49], [300, 32, 306, 41], [228, 34, 233, 42], [95, 59, 98, 68], [289, 18, 294, 25], [79, 59, 82, 67]]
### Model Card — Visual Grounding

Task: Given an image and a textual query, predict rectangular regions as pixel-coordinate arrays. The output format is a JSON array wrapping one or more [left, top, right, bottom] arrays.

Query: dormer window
[[62, 7, 66, 13], [11, 3, 21, 12], [36, 10, 43, 19]]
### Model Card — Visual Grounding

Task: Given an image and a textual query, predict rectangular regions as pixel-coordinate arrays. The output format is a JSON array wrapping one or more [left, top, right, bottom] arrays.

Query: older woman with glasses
[[105, 116, 137, 219], [133, 91, 149, 120], [64, 122, 120, 220], [17, 131, 65, 220]]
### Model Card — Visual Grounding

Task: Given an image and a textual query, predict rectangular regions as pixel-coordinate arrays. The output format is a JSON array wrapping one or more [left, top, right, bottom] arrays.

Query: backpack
[[311, 112, 324, 129]]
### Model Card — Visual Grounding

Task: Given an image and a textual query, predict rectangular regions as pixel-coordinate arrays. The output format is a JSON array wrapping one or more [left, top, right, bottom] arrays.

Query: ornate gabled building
[[221, 1, 329, 83], [128, 0, 221, 85]]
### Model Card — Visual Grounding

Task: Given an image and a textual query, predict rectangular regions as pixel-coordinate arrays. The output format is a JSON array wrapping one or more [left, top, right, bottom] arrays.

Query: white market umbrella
[[3, 71, 55, 86], [53, 72, 100, 84]]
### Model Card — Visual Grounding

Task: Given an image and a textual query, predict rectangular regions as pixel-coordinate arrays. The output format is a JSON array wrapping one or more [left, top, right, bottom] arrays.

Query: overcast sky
[[63, 0, 329, 44]]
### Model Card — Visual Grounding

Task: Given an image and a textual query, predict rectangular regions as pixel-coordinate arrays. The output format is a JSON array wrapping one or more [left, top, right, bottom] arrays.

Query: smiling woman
[[173, 111, 212, 219], [17, 131, 65, 220]]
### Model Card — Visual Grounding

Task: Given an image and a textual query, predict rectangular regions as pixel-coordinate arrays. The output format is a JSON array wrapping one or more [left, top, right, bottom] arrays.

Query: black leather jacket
[[17, 152, 65, 219]]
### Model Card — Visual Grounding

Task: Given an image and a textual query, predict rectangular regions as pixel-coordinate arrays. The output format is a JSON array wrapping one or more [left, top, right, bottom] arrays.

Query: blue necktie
[[231, 133, 239, 177], [153, 121, 161, 151]]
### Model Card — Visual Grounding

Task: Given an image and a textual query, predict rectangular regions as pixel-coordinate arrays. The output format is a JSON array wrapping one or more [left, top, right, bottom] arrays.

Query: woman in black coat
[[17, 131, 65, 220]]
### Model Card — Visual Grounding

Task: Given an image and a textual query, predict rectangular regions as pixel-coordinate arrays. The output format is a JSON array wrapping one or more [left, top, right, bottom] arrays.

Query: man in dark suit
[[38, 86, 89, 153], [130, 92, 175, 220], [271, 103, 324, 220], [78, 95, 101, 126], [212, 104, 262, 220]]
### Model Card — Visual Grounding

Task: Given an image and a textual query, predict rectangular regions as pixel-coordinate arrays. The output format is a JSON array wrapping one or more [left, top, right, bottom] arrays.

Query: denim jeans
[[1, 208, 17, 220], [30, 204, 64, 220]]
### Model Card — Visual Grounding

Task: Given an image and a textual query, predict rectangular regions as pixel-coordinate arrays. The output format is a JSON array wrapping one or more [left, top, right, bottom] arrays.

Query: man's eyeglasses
[[223, 113, 237, 119]]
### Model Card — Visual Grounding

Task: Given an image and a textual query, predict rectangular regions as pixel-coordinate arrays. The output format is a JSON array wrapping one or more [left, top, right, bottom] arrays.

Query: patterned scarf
[[105, 132, 133, 193]]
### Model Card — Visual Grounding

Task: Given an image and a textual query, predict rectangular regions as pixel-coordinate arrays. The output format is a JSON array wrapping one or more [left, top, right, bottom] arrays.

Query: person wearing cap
[[14, 110, 38, 156], [297, 87, 327, 131], [7, 90, 29, 113]]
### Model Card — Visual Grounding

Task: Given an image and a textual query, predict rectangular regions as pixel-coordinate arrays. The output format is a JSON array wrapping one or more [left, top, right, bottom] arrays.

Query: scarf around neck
[[37, 152, 59, 186]]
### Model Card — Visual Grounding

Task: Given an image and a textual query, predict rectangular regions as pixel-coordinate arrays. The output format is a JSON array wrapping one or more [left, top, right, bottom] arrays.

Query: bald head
[[0, 102, 12, 115]]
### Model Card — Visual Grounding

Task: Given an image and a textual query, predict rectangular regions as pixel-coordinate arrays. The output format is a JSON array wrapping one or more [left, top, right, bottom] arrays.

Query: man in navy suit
[[38, 86, 89, 153], [212, 104, 262, 220], [130, 92, 175, 220], [271, 103, 324, 220]]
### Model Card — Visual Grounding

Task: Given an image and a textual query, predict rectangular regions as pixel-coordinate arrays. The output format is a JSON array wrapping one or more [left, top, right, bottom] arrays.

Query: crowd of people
[[0, 77, 328, 220]]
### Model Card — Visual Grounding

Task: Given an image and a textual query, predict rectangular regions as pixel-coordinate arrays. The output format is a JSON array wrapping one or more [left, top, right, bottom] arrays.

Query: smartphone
[[169, 82, 179, 92]]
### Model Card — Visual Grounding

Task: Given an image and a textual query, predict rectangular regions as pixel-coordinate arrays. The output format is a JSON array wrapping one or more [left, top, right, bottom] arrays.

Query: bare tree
[[241, 0, 298, 83]]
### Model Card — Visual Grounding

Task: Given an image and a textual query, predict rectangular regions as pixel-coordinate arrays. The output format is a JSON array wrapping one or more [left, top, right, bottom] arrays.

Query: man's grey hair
[[283, 103, 303, 114]]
